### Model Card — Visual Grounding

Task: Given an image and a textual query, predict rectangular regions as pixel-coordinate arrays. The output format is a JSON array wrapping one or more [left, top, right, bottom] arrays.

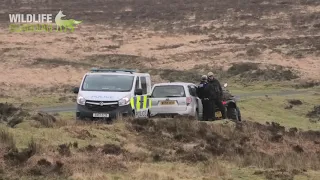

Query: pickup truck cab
[[73, 68, 151, 120]]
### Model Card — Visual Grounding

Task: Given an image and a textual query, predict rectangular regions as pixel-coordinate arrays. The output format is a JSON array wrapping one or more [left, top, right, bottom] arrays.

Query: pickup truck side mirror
[[73, 87, 79, 94], [134, 88, 143, 95]]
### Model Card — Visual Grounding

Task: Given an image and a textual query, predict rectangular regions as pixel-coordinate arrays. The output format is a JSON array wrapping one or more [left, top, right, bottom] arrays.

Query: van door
[[147, 76, 152, 94], [132, 76, 140, 97], [140, 76, 148, 95], [134, 76, 140, 90]]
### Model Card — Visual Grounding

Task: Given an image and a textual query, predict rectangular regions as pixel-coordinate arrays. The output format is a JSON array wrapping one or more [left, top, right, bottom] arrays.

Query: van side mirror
[[134, 88, 143, 95], [73, 87, 79, 94]]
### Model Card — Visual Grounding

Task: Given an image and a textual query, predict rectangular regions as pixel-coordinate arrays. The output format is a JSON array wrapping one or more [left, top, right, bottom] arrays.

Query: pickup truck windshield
[[82, 74, 134, 92], [151, 85, 186, 97]]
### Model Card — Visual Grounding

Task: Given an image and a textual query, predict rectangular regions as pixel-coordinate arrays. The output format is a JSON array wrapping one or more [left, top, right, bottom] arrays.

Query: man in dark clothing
[[207, 72, 227, 120], [196, 75, 207, 100], [197, 75, 213, 121]]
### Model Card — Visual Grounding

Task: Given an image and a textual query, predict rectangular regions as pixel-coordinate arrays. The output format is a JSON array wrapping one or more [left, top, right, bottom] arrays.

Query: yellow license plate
[[160, 101, 175, 105], [215, 111, 222, 117]]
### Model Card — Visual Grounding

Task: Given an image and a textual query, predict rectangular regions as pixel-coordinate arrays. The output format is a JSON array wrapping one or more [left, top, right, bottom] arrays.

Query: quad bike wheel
[[194, 109, 200, 120], [227, 107, 239, 121]]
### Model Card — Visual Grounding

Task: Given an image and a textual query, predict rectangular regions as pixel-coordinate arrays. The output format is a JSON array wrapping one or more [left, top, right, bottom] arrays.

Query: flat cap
[[207, 72, 214, 76]]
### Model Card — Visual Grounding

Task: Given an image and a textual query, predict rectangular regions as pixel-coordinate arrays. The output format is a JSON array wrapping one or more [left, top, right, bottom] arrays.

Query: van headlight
[[77, 96, 86, 105], [119, 95, 130, 106]]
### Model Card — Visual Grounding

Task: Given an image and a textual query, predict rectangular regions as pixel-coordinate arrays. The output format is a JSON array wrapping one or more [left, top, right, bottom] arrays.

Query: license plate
[[135, 109, 148, 118], [93, 113, 109, 118], [215, 111, 222, 118], [160, 101, 175, 105]]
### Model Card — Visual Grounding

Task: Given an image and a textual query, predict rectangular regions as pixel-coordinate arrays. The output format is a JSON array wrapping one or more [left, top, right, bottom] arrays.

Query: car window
[[82, 74, 134, 92], [140, 76, 147, 94], [151, 85, 186, 98], [188, 85, 197, 96]]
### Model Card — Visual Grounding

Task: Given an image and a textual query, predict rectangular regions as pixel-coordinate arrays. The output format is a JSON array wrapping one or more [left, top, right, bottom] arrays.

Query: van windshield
[[81, 74, 134, 92], [151, 85, 186, 98]]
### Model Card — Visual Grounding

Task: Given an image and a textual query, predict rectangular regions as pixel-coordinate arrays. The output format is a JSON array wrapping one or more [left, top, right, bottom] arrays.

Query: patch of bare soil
[[31, 112, 57, 128], [294, 80, 320, 89], [254, 169, 305, 180], [227, 63, 299, 81], [3, 139, 39, 166], [307, 105, 320, 122], [78, 143, 125, 156], [63, 127, 97, 140], [0, 103, 29, 127], [287, 99, 303, 106], [28, 159, 65, 177], [102, 144, 124, 155], [30, 54, 154, 70]]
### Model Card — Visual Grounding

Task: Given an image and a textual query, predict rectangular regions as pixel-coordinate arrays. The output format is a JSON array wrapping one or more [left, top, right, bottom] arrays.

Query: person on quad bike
[[207, 72, 227, 120], [197, 75, 211, 121]]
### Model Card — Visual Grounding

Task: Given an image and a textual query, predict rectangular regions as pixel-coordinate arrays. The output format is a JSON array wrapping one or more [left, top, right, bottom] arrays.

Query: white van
[[73, 68, 152, 120]]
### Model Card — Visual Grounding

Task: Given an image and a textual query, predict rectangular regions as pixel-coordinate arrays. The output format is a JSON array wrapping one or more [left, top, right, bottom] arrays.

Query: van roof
[[86, 68, 150, 76]]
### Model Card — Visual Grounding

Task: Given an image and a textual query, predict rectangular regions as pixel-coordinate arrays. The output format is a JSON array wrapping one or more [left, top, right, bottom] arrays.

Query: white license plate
[[93, 113, 109, 118], [135, 109, 148, 118]]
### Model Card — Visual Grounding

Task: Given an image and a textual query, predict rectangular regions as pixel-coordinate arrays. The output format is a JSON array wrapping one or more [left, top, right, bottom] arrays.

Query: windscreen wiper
[[165, 95, 183, 97]]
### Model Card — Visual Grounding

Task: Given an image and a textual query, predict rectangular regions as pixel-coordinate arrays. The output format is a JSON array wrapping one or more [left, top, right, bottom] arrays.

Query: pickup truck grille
[[85, 100, 119, 112]]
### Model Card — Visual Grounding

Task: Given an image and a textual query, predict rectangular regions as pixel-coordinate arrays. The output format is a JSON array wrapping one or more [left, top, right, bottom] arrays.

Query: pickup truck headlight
[[77, 96, 86, 105], [119, 96, 130, 106]]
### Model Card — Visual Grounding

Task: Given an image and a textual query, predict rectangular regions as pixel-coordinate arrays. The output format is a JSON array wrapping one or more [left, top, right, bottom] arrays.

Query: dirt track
[[37, 89, 316, 113]]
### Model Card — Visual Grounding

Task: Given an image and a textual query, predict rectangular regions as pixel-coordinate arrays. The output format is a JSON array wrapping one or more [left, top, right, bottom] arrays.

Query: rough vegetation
[[0, 114, 319, 179], [128, 118, 320, 169]]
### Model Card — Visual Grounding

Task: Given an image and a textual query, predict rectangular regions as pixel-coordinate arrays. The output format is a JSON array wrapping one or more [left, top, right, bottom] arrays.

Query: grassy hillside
[[1, 113, 320, 180], [0, 0, 320, 179]]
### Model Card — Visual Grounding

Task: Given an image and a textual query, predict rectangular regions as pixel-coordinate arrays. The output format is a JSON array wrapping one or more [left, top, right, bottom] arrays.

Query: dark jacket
[[208, 78, 223, 100], [198, 81, 215, 100], [196, 81, 207, 99]]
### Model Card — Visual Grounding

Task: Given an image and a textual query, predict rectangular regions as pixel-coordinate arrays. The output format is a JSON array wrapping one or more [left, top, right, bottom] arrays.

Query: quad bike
[[214, 83, 242, 121]]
